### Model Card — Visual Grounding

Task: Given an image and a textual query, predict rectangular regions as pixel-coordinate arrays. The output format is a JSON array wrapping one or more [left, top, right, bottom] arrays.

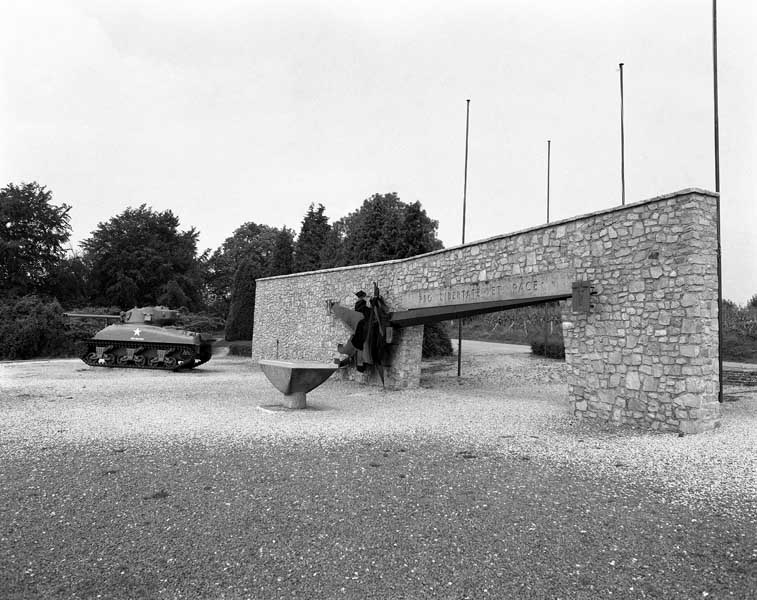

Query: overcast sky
[[2, 0, 755, 303]]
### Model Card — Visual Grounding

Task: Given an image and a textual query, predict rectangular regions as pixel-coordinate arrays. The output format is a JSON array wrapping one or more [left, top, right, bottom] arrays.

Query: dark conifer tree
[[225, 259, 261, 341], [319, 221, 346, 269], [270, 227, 295, 276], [293, 203, 330, 273]]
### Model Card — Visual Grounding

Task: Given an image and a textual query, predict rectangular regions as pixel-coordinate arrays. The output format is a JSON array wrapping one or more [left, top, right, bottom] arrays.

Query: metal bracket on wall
[[571, 281, 597, 313]]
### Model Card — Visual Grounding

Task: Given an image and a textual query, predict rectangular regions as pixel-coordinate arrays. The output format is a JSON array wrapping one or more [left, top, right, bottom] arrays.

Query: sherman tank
[[65, 306, 215, 371]]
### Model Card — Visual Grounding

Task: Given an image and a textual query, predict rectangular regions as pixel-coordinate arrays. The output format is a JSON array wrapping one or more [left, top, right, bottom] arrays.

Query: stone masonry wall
[[252, 189, 720, 433]]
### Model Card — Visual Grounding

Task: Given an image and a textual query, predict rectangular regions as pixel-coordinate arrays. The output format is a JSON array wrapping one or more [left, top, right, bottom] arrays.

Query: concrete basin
[[259, 359, 338, 409]]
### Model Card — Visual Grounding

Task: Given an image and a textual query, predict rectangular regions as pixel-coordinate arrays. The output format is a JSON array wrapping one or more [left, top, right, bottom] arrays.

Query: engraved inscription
[[401, 270, 573, 309]]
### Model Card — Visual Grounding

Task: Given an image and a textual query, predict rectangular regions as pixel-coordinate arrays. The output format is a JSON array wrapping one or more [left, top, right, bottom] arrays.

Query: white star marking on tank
[[133, 328, 141, 336]]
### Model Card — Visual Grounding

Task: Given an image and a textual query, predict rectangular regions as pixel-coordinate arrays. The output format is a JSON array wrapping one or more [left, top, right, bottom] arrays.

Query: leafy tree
[[749, 294, 757, 310], [202, 222, 281, 316], [0, 182, 71, 298], [45, 253, 90, 308], [293, 203, 330, 273], [339, 193, 404, 265], [80, 205, 202, 310], [338, 193, 442, 265], [158, 279, 190, 309], [225, 259, 261, 341], [397, 200, 444, 258]]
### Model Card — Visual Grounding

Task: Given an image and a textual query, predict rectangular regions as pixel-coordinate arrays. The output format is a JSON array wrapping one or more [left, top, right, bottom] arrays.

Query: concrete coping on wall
[[258, 187, 718, 282]]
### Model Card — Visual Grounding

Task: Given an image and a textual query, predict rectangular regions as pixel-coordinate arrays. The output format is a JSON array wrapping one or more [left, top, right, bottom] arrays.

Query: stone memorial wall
[[252, 189, 720, 433]]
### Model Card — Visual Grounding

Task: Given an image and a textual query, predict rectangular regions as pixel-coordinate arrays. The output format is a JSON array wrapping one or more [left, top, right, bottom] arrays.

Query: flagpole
[[712, 0, 723, 403], [619, 62, 626, 205], [457, 99, 470, 378], [547, 140, 551, 222], [543, 139, 551, 354]]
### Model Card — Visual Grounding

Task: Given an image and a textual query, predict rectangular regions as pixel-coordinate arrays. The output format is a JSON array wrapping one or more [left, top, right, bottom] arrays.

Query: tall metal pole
[[457, 99, 470, 378], [713, 0, 723, 402], [462, 99, 470, 244], [619, 62, 626, 205], [543, 139, 551, 354], [713, 1, 720, 193], [547, 140, 551, 222]]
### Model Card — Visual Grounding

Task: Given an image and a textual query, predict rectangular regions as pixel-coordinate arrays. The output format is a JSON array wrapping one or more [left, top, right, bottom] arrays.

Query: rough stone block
[[674, 393, 702, 408], [642, 377, 658, 392]]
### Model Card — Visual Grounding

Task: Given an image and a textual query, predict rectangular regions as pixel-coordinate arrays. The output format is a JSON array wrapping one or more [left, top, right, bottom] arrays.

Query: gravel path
[[1, 346, 755, 599]]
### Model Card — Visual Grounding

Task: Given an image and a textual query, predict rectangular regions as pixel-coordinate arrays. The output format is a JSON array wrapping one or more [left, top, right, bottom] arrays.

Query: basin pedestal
[[281, 392, 307, 409], [259, 359, 338, 409]]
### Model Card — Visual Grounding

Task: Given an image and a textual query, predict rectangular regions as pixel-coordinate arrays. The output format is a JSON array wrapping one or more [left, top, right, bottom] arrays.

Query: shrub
[[721, 300, 757, 363], [179, 311, 225, 334], [0, 296, 74, 359], [422, 322, 453, 358], [61, 305, 122, 353], [227, 342, 252, 357], [530, 333, 565, 359]]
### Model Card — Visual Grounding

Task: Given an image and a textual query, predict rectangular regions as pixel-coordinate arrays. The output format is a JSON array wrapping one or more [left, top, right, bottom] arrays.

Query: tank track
[[80, 340, 213, 371]]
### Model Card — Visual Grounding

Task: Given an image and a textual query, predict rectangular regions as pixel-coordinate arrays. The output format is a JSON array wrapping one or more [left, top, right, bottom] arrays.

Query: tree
[[158, 279, 190, 309], [337, 193, 449, 357], [319, 220, 346, 269], [45, 253, 90, 308], [202, 222, 282, 316], [338, 193, 443, 265], [270, 227, 295, 276], [0, 182, 71, 298], [397, 200, 444, 258], [293, 203, 331, 273], [80, 205, 202, 309], [339, 193, 403, 265], [225, 259, 261, 341]]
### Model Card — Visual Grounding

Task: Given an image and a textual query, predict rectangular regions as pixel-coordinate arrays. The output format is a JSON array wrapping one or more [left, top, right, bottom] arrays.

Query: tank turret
[[66, 306, 215, 371]]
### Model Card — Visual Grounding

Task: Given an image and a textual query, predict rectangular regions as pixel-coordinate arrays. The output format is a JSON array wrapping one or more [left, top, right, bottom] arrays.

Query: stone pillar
[[561, 193, 720, 434]]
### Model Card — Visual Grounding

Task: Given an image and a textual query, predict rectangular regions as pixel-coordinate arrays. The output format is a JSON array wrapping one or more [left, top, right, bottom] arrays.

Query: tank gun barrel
[[64, 312, 123, 321]]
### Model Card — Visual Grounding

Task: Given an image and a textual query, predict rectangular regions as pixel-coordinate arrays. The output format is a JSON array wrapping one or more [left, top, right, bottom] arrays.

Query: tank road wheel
[[149, 348, 177, 369], [83, 352, 100, 366], [118, 346, 145, 367], [99, 353, 115, 367]]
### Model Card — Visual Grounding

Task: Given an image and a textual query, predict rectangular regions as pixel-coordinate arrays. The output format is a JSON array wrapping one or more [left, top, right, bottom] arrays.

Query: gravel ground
[[1, 343, 755, 599]]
